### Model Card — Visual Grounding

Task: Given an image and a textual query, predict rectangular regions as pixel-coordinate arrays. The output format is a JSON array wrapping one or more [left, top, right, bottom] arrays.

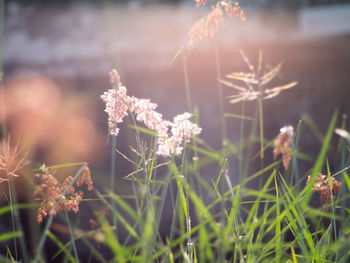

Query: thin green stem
[[110, 135, 117, 228], [258, 96, 264, 189], [258, 96, 264, 162], [214, 39, 227, 144], [7, 179, 18, 261], [109, 80, 118, 229], [183, 54, 192, 113], [239, 102, 245, 183], [169, 171, 179, 243], [64, 209, 79, 262], [180, 150, 193, 260], [0, 0, 6, 138]]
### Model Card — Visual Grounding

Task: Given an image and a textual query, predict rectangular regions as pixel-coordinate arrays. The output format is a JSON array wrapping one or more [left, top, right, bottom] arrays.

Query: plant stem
[[258, 96, 264, 162], [183, 54, 192, 113], [0, 0, 6, 139], [214, 39, 227, 144], [110, 135, 117, 228], [7, 179, 18, 261], [64, 209, 79, 262], [180, 150, 193, 260]]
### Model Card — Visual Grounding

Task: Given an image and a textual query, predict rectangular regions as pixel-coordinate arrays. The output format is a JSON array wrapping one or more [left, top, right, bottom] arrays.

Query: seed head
[[273, 125, 294, 170]]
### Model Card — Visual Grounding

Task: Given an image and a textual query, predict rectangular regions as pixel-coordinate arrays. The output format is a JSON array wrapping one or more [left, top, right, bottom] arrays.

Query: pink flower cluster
[[34, 165, 93, 223], [157, 113, 202, 156], [188, 1, 245, 48], [34, 172, 82, 223], [101, 70, 202, 156]]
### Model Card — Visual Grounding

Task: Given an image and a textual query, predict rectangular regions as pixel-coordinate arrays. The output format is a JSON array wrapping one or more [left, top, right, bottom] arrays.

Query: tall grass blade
[[47, 231, 76, 263]]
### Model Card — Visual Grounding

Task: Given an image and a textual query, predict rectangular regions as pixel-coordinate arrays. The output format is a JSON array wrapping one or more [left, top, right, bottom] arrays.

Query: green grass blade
[[98, 215, 127, 263], [47, 231, 76, 263], [302, 110, 338, 205], [0, 231, 21, 242], [172, 162, 189, 219]]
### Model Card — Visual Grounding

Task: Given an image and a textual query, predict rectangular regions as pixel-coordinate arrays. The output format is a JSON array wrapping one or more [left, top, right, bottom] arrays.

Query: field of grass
[[1, 1, 350, 262]]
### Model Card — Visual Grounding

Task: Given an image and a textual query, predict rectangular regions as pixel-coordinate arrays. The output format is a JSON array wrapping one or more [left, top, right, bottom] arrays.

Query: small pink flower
[[101, 70, 202, 157], [157, 113, 202, 156], [100, 86, 129, 136], [108, 69, 121, 87], [195, 0, 207, 7]]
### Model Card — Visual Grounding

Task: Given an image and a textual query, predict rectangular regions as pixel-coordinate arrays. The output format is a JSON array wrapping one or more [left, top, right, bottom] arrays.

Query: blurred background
[[1, 0, 350, 260]]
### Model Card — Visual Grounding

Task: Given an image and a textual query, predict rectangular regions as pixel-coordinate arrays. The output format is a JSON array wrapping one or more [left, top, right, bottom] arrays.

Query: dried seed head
[[108, 69, 122, 87], [306, 173, 342, 211], [273, 126, 294, 170], [187, 1, 245, 49], [0, 138, 29, 180], [76, 165, 93, 191], [34, 167, 92, 223]]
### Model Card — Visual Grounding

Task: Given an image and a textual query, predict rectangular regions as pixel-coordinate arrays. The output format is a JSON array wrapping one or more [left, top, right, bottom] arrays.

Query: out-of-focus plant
[[0, 138, 29, 183], [0, 74, 105, 164], [188, 1, 245, 49]]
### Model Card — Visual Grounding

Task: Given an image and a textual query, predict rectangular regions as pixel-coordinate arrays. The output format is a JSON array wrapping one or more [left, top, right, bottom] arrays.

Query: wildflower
[[187, 1, 245, 49], [34, 165, 93, 223], [206, 3, 224, 38], [101, 70, 201, 157], [233, 2, 240, 17], [0, 138, 28, 182], [76, 166, 93, 191], [273, 126, 294, 170], [129, 97, 171, 138], [195, 0, 207, 7], [171, 112, 202, 144], [240, 10, 246, 21], [156, 113, 202, 156], [100, 85, 130, 136], [306, 173, 342, 211], [188, 19, 206, 48], [221, 51, 298, 104], [222, 1, 233, 17], [108, 69, 121, 87]]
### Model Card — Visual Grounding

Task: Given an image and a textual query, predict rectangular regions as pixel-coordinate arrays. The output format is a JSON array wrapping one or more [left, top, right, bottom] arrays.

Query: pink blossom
[[101, 69, 202, 157], [100, 86, 129, 136], [171, 112, 202, 144], [156, 113, 202, 156], [108, 69, 121, 87]]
